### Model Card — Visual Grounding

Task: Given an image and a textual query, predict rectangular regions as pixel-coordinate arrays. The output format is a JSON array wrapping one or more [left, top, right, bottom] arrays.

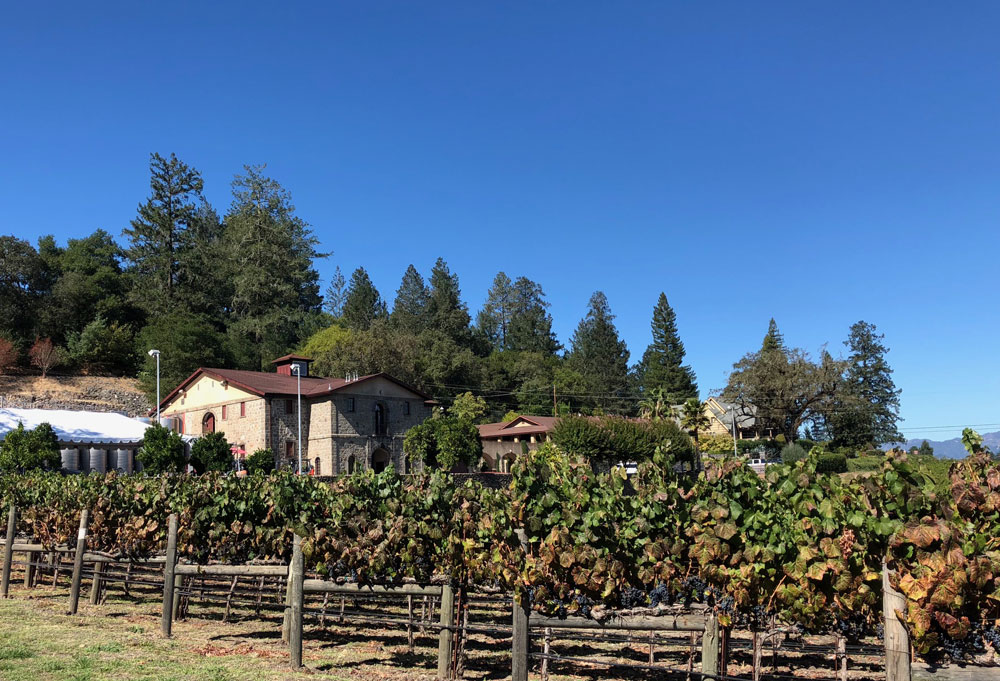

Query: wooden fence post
[[883, 564, 911, 681], [67, 509, 89, 614], [282, 558, 294, 643], [511, 590, 529, 681], [89, 561, 104, 605], [1, 503, 16, 597], [172, 573, 183, 620], [701, 612, 719, 680], [161, 514, 179, 637], [24, 550, 36, 588], [288, 535, 304, 669], [437, 583, 455, 680]]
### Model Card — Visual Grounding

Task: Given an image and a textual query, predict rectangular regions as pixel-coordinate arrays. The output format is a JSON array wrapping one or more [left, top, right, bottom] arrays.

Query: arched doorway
[[372, 448, 390, 473], [313, 457, 321, 476], [202, 412, 215, 434], [347, 455, 356, 474]]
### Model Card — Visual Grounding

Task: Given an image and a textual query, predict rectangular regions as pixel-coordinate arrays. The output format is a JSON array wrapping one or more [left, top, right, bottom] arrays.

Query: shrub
[[0, 422, 61, 472], [190, 431, 233, 474], [551, 416, 696, 468], [0, 337, 19, 374], [699, 432, 734, 454], [69, 316, 136, 375], [781, 443, 808, 464], [404, 416, 481, 470], [816, 452, 848, 474], [137, 424, 187, 474], [245, 449, 275, 475], [737, 439, 782, 459], [847, 455, 884, 473]]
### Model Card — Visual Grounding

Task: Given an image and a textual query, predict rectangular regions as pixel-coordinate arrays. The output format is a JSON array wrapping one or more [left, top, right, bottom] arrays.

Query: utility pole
[[552, 384, 557, 416], [292, 364, 303, 475]]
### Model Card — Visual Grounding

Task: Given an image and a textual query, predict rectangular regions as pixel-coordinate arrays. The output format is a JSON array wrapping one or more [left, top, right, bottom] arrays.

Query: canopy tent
[[0, 408, 152, 445]]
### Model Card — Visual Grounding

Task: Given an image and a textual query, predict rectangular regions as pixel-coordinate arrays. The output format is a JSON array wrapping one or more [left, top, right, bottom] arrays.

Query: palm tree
[[680, 398, 710, 470], [638, 388, 675, 422], [681, 398, 709, 443]]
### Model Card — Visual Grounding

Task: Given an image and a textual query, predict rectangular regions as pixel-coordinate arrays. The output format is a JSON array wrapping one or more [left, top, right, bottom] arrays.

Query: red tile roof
[[477, 415, 558, 439], [154, 367, 436, 415]]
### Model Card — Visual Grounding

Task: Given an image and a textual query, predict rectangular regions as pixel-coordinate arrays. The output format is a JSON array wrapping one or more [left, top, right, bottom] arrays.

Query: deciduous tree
[[29, 337, 67, 378]]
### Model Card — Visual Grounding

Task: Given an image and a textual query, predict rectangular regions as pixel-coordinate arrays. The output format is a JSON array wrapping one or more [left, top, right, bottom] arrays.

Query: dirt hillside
[[0, 375, 152, 417]]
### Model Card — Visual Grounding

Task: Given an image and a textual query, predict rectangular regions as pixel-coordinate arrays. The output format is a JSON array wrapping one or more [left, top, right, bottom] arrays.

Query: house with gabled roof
[[154, 355, 436, 475], [477, 414, 557, 472]]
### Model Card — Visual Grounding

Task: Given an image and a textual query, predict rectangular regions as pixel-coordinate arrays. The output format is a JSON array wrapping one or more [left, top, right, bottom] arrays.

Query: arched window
[[202, 412, 215, 434], [347, 455, 356, 474], [373, 402, 387, 436], [372, 448, 389, 473], [314, 457, 321, 476]]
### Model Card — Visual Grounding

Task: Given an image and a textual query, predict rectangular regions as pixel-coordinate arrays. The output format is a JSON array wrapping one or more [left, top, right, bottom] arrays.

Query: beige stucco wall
[[161, 375, 269, 453]]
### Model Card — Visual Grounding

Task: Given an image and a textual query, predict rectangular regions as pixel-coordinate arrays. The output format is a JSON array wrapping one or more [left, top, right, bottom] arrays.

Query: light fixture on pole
[[148, 349, 161, 424], [291, 363, 303, 475]]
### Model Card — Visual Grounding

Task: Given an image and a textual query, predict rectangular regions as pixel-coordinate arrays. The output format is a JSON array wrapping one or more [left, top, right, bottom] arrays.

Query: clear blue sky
[[2, 2, 998, 440]]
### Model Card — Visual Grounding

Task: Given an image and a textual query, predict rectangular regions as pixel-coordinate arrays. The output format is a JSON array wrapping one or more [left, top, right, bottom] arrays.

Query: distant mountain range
[[888, 431, 1000, 459]]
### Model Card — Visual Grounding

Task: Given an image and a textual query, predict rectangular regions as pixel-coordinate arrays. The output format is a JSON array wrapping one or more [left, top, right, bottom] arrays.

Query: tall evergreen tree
[[342, 267, 386, 331], [828, 320, 903, 448], [426, 257, 473, 346], [566, 291, 631, 413], [390, 264, 430, 333], [123, 153, 205, 316], [761, 317, 787, 354], [636, 293, 698, 402], [224, 165, 324, 369], [476, 272, 515, 351], [323, 266, 347, 317], [0, 236, 43, 344], [507, 277, 560, 355], [177, 203, 229, 324]]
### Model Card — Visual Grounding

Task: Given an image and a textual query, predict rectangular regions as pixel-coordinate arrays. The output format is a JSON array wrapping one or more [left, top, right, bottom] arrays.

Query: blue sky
[[2, 3, 998, 440]]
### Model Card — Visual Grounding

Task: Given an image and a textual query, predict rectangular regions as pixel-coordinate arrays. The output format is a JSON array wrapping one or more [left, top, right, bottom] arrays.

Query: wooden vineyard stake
[[541, 627, 552, 681], [67, 509, 90, 615], [1, 503, 16, 597], [161, 514, 179, 637], [89, 561, 104, 605], [438, 584, 456, 680], [407, 595, 415, 652], [883, 563, 911, 681], [701, 613, 720, 680], [24, 549, 36, 588], [288, 535, 304, 669]]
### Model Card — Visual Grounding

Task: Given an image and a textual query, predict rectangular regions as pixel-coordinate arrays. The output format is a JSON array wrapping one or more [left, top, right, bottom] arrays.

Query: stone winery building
[[154, 355, 436, 474]]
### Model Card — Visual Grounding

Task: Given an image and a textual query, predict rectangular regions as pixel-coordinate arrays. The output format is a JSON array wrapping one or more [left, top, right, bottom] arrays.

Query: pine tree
[[426, 257, 472, 346], [390, 264, 430, 333], [123, 153, 205, 316], [566, 291, 630, 413], [476, 272, 515, 351], [224, 165, 324, 369], [761, 317, 787, 355], [918, 440, 934, 457], [177, 202, 229, 324], [636, 293, 698, 402], [507, 277, 560, 355], [323, 266, 347, 317], [342, 267, 386, 331], [829, 320, 903, 448]]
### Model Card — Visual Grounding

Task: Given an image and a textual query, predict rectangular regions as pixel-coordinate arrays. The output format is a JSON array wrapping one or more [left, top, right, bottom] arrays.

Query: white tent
[[0, 408, 151, 445]]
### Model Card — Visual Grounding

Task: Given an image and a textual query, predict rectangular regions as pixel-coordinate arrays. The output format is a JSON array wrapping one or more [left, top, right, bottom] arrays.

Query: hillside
[[892, 431, 1000, 459], [0, 375, 152, 417]]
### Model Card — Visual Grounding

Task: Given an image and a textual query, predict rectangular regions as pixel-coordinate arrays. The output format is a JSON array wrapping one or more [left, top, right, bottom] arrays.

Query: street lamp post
[[148, 349, 161, 424], [291, 363, 302, 475]]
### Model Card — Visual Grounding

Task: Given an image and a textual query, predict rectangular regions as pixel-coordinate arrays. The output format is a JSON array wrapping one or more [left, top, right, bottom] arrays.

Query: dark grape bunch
[[834, 615, 874, 641]]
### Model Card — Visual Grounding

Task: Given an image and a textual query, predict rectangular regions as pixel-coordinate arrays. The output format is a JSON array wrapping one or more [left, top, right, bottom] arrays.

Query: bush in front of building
[[0, 422, 61, 472], [404, 415, 482, 471], [815, 451, 848, 474], [550, 415, 696, 469], [245, 448, 275, 475], [190, 431, 234, 474], [137, 423, 187, 474], [780, 443, 808, 464]]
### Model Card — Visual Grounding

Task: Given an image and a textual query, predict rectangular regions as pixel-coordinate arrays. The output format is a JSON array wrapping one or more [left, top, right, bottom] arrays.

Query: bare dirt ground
[[0, 559, 889, 681], [0, 375, 151, 416]]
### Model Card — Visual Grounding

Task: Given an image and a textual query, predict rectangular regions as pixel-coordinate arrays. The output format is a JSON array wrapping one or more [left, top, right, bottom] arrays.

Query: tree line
[[0, 151, 903, 450]]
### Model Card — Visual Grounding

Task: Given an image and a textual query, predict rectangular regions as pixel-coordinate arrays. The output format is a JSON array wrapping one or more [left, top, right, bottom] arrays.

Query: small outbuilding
[[0, 408, 153, 473]]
